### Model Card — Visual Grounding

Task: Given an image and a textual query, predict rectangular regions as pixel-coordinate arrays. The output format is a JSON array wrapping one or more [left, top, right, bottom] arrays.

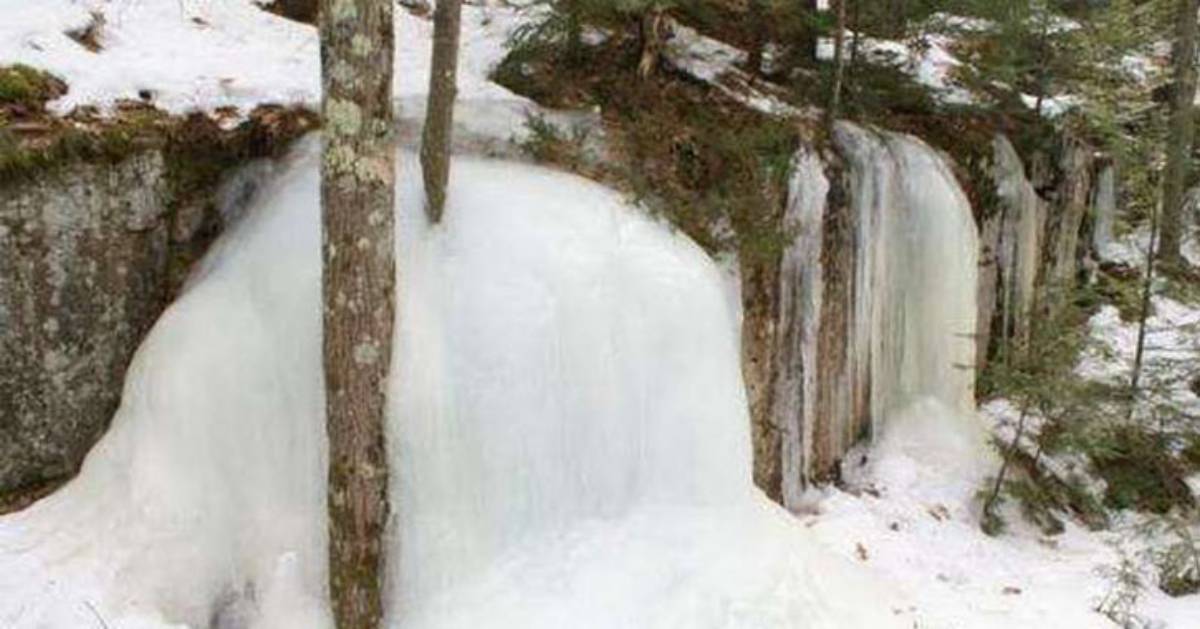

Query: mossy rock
[[0, 65, 66, 110]]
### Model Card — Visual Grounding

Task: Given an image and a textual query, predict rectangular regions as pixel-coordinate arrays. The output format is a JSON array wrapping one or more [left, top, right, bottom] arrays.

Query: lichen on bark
[[318, 0, 396, 627]]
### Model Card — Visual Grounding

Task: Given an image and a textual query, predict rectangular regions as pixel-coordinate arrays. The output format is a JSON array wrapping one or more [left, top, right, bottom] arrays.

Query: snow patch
[[0, 0, 532, 121]]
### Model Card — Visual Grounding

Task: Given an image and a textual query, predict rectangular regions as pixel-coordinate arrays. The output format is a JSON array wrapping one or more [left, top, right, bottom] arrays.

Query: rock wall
[[989, 135, 1046, 353], [1, 154, 175, 500], [0, 110, 315, 506], [0, 155, 289, 505], [1046, 135, 1094, 290], [753, 123, 1111, 499], [755, 122, 981, 501]]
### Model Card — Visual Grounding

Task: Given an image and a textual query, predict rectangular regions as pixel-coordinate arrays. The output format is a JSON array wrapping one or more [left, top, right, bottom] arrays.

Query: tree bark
[[746, 0, 767, 76], [1131, 200, 1161, 399], [828, 0, 847, 124], [278, 0, 319, 23], [421, 0, 463, 224], [638, 7, 668, 79], [1160, 0, 1200, 266], [318, 0, 395, 627]]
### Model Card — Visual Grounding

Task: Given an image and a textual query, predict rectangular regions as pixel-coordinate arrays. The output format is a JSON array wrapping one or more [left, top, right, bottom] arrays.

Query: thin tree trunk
[[638, 7, 667, 79], [421, 0, 463, 223], [1131, 200, 1161, 399], [318, 0, 395, 626], [982, 406, 1029, 535], [849, 0, 861, 69], [828, 0, 847, 124], [279, 0, 318, 23], [799, 0, 819, 63], [1160, 0, 1200, 266]]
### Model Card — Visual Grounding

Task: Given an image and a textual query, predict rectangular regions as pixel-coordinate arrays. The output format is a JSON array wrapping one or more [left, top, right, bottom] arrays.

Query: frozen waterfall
[[0, 140, 902, 628], [776, 123, 985, 505]]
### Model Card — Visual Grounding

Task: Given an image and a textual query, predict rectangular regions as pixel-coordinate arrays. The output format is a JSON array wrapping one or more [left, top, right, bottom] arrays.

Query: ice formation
[[1090, 163, 1117, 262], [0, 141, 902, 628], [776, 123, 985, 502], [990, 135, 1044, 349]]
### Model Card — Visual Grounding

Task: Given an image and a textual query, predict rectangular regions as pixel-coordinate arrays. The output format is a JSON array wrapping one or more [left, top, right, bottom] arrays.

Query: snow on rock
[[816, 30, 975, 106], [0, 0, 532, 122], [663, 21, 806, 118], [0, 141, 904, 628]]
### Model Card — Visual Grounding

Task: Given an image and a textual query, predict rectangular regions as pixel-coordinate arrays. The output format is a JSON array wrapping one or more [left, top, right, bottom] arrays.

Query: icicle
[[1091, 162, 1117, 262], [992, 135, 1043, 347], [775, 147, 829, 510], [778, 123, 983, 486]]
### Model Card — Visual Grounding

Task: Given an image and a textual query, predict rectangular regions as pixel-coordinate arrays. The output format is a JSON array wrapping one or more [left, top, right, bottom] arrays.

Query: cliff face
[[0, 107, 314, 506], [746, 124, 1105, 501], [0, 153, 174, 500]]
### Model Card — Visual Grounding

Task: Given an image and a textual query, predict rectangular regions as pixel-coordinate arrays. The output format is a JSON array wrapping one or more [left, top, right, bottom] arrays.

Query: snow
[[1077, 296, 1200, 421], [0, 142, 905, 628], [1100, 224, 1200, 271], [816, 30, 975, 106], [805, 393, 1200, 629], [0, 0, 531, 120], [664, 22, 805, 118], [1020, 92, 1081, 118]]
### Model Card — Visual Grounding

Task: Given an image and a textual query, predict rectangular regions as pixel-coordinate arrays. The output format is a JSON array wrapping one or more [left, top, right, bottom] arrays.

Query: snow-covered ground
[[810, 400, 1200, 629], [0, 0, 530, 122], [816, 29, 976, 107]]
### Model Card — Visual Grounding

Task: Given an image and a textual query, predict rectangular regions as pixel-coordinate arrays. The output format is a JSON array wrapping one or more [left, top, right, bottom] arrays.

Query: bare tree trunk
[[800, 0, 819, 63], [827, 0, 847, 124], [746, 0, 767, 76], [1131, 201, 1161, 399], [1160, 0, 1200, 267], [849, 0, 861, 69], [982, 406, 1029, 535], [318, 0, 395, 627], [421, 0, 463, 224], [638, 7, 668, 79], [275, 0, 319, 23]]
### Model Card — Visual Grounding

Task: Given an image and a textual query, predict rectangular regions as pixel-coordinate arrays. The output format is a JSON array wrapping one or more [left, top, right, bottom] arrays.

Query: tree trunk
[[746, 0, 767, 76], [799, 0, 819, 62], [318, 0, 395, 627], [981, 406, 1029, 536], [421, 0, 463, 224], [638, 7, 667, 79], [1131, 200, 1161, 399], [278, 0, 319, 23], [828, 0, 847, 124], [1160, 0, 1200, 267]]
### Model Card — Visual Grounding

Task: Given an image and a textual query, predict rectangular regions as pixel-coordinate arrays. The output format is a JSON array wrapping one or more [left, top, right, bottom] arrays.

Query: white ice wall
[[0, 142, 902, 629]]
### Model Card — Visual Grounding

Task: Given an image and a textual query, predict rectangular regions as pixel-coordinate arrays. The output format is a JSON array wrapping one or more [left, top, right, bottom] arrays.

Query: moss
[[497, 23, 800, 261], [1182, 434, 1200, 473], [0, 127, 150, 185], [0, 64, 65, 109], [1089, 424, 1195, 514], [1095, 266, 1148, 322]]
